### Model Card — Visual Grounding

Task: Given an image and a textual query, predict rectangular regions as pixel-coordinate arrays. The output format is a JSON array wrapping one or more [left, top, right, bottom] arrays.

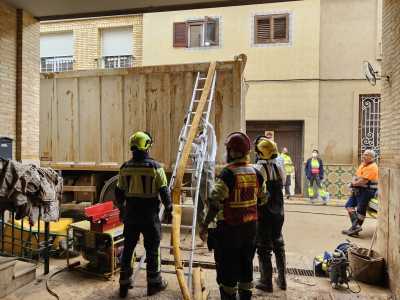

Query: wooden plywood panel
[[55, 78, 79, 162], [100, 76, 124, 163], [40, 79, 53, 161], [376, 168, 390, 260], [78, 77, 101, 162], [215, 70, 234, 162], [169, 72, 194, 165], [388, 169, 400, 290], [123, 74, 147, 161], [146, 73, 171, 166]]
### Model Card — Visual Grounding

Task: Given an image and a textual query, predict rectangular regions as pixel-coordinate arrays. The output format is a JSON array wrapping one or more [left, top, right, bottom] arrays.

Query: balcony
[[40, 56, 74, 73], [101, 55, 133, 69]]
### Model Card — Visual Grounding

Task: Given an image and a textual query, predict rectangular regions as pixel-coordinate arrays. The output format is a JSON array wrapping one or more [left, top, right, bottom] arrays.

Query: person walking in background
[[281, 147, 294, 199], [305, 149, 329, 204]]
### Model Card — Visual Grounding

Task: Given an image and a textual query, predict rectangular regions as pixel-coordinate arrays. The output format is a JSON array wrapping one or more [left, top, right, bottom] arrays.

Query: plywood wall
[[40, 60, 245, 170]]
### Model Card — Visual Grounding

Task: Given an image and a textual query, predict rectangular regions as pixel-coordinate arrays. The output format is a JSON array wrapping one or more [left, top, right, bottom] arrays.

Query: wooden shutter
[[272, 14, 289, 42], [173, 22, 188, 47], [255, 16, 272, 44]]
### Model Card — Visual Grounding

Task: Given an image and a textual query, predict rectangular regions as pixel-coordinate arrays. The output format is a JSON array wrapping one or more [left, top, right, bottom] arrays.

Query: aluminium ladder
[[131, 63, 217, 300]]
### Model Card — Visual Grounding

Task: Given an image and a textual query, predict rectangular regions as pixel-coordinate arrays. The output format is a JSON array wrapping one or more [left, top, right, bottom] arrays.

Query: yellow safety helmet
[[129, 131, 153, 151], [254, 136, 278, 160]]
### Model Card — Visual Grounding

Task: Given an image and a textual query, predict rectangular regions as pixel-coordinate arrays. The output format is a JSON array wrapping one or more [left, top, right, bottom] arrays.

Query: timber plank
[[40, 79, 53, 161], [124, 74, 147, 161], [78, 77, 101, 162], [100, 76, 124, 163]]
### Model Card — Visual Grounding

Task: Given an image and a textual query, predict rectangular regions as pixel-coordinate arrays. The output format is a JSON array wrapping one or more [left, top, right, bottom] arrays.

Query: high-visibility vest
[[223, 162, 259, 225], [281, 153, 294, 175], [311, 159, 320, 175]]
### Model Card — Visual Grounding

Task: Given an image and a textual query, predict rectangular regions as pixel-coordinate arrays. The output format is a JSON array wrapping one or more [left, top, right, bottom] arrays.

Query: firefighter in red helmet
[[199, 132, 267, 300]]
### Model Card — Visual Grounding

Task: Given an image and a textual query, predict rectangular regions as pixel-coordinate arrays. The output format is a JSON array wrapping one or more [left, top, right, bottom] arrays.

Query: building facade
[[377, 0, 400, 297], [0, 1, 40, 163], [40, 15, 143, 71], [39, 0, 382, 196]]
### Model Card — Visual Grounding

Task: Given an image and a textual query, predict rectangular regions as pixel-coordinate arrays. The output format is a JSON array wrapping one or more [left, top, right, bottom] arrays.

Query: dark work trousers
[[120, 218, 162, 286], [214, 221, 257, 290], [257, 211, 285, 252], [284, 174, 291, 196], [345, 188, 377, 217]]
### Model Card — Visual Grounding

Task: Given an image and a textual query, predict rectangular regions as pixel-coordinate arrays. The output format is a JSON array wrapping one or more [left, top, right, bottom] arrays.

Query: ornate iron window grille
[[359, 94, 381, 161]]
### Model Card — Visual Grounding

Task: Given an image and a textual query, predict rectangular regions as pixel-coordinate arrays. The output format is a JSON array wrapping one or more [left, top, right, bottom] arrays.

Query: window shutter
[[255, 16, 271, 44], [272, 15, 288, 41], [173, 22, 188, 47]]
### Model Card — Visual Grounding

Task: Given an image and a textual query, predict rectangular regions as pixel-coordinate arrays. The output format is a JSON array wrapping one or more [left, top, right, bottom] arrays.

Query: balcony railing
[[40, 56, 74, 73], [102, 55, 133, 69]]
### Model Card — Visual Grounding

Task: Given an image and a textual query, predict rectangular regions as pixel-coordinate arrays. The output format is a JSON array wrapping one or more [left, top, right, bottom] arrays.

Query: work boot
[[238, 289, 252, 300], [275, 248, 287, 291], [219, 287, 237, 300], [255, 251, 273, 292], [147, 279, 168, 296], [341, 212, 362, 236], [119, 268, 132, 298], [342, 225, 362, 237]]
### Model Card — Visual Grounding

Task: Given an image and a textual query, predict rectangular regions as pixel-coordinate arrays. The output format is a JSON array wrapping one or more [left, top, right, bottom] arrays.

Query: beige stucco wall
[[246, 81, 320, 160], [320, 0, 382, 79], [40, 15, 143, 69], [318, 81, 381, 165], [143, 0, 321, 80]]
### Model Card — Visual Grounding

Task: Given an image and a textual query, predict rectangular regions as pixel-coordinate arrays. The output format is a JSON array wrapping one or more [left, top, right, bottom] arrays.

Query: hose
[[46, 262, 80, 300]]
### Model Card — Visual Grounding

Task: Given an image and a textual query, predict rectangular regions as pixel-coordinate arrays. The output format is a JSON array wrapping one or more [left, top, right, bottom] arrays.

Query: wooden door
[[247, 121, 304, 194]]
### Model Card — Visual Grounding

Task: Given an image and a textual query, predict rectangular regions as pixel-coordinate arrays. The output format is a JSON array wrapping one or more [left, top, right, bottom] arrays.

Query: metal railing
[[40, 56, 74, 73], [101, 55, 133, 69], [0, 209, 51, 274]]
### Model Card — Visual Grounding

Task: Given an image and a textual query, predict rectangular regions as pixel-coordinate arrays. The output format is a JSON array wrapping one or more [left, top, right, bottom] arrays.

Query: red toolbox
[[84, 201, 121, 232]]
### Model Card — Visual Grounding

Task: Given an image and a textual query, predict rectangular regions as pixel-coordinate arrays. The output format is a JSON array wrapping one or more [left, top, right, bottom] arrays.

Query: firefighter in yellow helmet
[[253, 137, 287, 292], [199, 132, 267, 300], [115, 131, 172, 298]]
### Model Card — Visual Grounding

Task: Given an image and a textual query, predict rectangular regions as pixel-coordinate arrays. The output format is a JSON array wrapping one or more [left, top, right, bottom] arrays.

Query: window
[[173, 17, 219, 48], [254, 13, 289, 44], [101, 27, 133, 68], [359, 94, 381, 161], [40, 32, 74, 72]]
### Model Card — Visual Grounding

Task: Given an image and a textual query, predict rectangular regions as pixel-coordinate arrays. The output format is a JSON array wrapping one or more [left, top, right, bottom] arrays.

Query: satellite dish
[[363, 61, 378, 86]]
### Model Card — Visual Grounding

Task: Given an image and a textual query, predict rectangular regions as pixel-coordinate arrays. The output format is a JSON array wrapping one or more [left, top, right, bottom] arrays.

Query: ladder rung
[[161, 246, 193, 252], [198, 77, 207, 80], [161, 223, 193, 229], [185, 169, 196, 173], [178, 204, 195, 209], [190, 112, 207, 115], [181, 187, 196, 191], [195, 88, 203, 91]]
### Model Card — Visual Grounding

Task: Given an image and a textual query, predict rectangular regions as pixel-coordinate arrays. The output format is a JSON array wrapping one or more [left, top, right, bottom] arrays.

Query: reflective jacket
[[204, 158, 267, 226], [115, 151, 172, 224], [281, 153, 294, 175]]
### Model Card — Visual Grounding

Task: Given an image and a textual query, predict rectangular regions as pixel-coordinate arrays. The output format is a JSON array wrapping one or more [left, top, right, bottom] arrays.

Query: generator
[[67, 220, 125, 277]]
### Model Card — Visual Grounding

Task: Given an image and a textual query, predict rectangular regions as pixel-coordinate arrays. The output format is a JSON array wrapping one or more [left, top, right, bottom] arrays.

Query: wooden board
[[40, 58, 246, 170]]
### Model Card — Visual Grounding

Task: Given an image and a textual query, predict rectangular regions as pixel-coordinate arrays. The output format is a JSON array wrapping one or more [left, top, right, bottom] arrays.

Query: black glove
[[163, 206, 173, 224], [206, 228, 217, 251]]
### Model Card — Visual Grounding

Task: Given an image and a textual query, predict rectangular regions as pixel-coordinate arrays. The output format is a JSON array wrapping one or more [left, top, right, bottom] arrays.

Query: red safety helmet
[[225, 132, 251, 155]]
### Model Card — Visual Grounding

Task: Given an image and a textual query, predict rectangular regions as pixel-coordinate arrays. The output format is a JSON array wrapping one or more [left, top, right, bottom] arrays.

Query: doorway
[[246, 120, 304, 194]]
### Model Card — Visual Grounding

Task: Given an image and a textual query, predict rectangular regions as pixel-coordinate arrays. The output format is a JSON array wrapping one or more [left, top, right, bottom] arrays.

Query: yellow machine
[[66, 220, 126, 278], [1, 217, 73, 257]]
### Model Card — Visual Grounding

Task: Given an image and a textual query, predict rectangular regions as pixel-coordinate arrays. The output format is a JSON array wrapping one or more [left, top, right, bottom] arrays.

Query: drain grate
[[253, 266, 314, 277]]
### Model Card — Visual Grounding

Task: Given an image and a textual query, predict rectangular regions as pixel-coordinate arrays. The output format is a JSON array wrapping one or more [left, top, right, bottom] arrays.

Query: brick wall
[[0, 2, 17, 152], [40, 15, 143, 70], [21, 11, 40, 161], [0, 1, 40, 162], [377, 0, 400, 297]]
